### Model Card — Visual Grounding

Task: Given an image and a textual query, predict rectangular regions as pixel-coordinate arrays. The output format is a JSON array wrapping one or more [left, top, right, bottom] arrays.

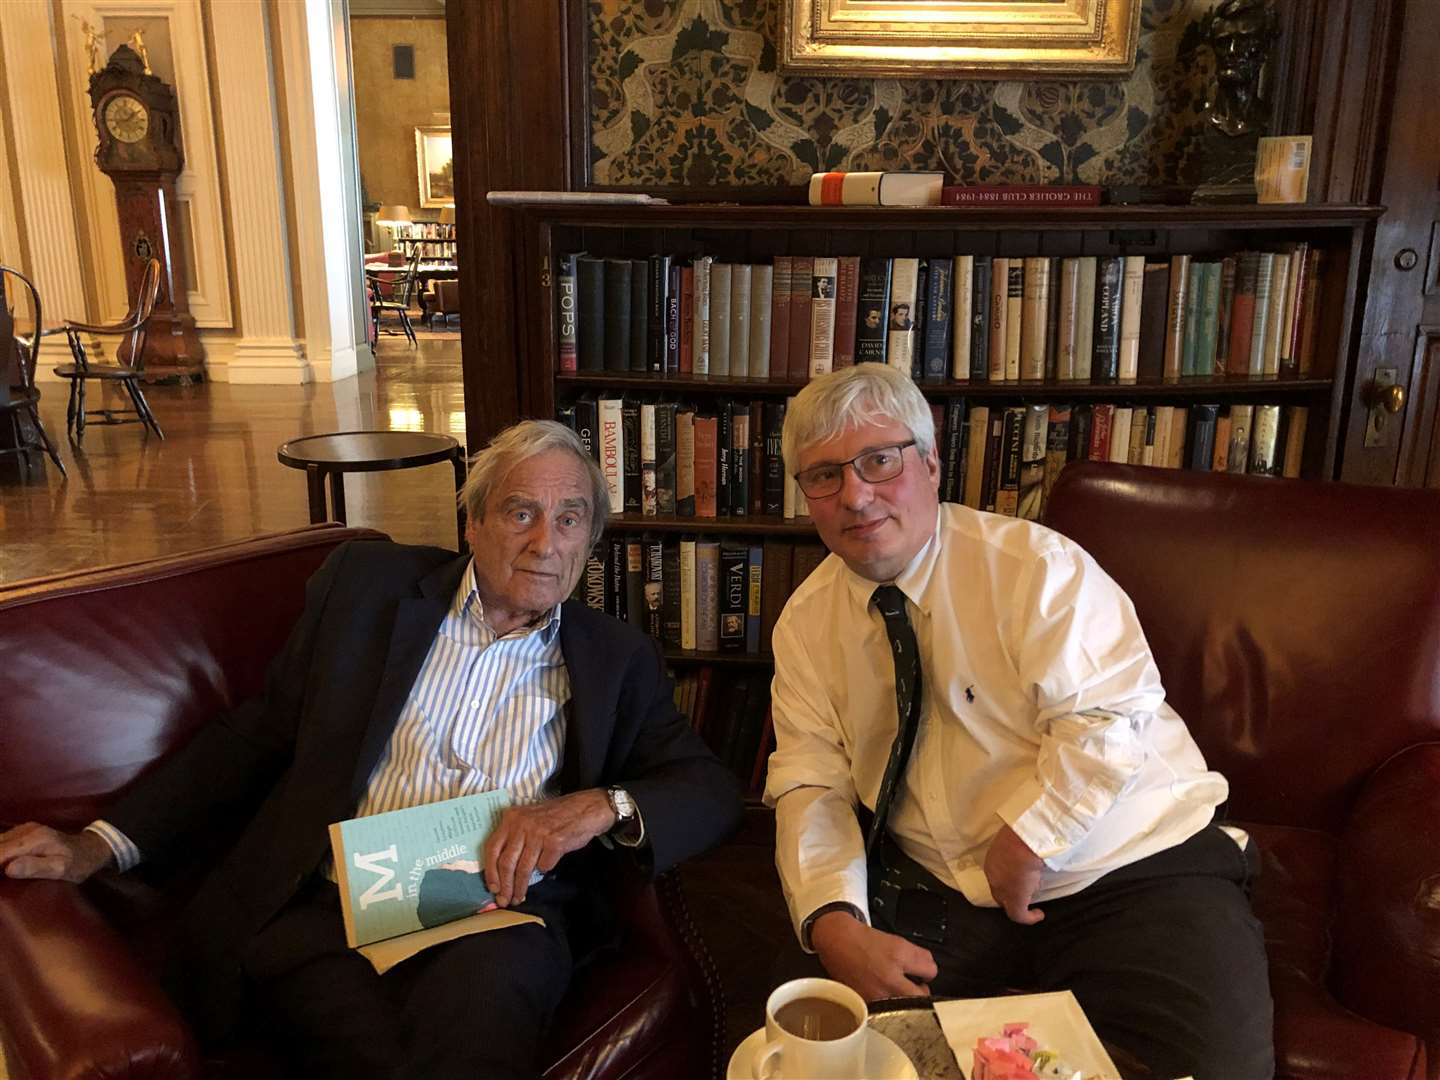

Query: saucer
[[727, 1025, 919, 1080]]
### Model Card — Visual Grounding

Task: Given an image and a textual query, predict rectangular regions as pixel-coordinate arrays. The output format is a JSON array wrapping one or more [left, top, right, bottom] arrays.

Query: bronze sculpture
[[1202, 0, 1278, 138]]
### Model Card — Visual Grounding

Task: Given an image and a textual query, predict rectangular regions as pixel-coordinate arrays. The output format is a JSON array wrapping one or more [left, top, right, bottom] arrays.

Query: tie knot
[[872, 584, 908, 620]]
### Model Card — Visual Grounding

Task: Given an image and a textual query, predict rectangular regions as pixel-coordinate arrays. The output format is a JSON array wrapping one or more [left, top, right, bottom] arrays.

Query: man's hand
[[0, 823, 114, 883], [810, 909, 938, 1002], [483, 790, 616, 907], [984, 824, 1046, 925]]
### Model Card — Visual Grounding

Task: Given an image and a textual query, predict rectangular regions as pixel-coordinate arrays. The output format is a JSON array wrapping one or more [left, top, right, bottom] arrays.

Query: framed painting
[[780, 0, 1142, 78], [415, 126, 454, 208]]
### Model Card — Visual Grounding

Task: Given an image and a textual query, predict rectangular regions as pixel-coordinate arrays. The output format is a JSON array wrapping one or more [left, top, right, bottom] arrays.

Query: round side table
[[277, 430, 467, 550]]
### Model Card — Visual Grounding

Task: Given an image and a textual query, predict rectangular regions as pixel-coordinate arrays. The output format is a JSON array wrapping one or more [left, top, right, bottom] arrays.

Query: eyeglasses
[[794, 441, 917, 499]]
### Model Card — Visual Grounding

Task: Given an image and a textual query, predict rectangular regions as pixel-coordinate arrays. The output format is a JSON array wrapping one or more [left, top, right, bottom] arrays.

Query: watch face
[[103, 94, 149, 144]]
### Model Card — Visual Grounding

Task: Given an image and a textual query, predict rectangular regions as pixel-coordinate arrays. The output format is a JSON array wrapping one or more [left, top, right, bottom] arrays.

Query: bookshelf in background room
[[511, 201, 1380, 797], [393, 221, 459, 262]]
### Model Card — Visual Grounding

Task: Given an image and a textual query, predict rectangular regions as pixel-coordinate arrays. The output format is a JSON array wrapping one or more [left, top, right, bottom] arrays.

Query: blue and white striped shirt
[[89, 559, 574, 873]]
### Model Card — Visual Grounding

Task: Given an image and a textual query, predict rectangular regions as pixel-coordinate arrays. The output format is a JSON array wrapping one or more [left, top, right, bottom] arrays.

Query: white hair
[[781, 364, 936, 475], [459, 419, 609, 546]]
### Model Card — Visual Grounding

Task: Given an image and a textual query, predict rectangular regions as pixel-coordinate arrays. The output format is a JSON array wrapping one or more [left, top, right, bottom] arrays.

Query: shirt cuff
[[994, 778, 1086, 868], [84, 820, 141, 873]]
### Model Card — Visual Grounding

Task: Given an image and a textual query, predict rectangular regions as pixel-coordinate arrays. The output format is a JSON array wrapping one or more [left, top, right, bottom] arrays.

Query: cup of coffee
[[751, 977, 868, 1079]]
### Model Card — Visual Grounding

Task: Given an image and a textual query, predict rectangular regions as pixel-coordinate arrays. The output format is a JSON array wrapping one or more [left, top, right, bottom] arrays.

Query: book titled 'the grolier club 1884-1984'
[[329, 789, 543, 974]]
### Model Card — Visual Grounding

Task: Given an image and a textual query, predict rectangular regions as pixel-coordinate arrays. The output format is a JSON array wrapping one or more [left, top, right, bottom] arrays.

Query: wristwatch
[[605, 786, 637, 830]]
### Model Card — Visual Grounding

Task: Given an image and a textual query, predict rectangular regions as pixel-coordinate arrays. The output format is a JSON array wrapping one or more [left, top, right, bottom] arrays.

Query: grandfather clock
[[88, 44, 204, 380]]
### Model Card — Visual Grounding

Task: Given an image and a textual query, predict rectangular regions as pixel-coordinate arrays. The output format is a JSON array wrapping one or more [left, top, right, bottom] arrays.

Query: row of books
[[555, 248, 1324, 386], [557, 393, 1309, 524], [577, 534, 828, 655], [673, 668, 774, 795]]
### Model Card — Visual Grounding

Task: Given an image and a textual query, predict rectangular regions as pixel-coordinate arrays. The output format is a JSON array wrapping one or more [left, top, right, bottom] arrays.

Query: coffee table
[[277, 430, 467, 549]]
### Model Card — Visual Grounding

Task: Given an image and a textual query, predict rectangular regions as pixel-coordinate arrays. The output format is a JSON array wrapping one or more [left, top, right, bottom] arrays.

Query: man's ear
[[922, 445, 941, 489]]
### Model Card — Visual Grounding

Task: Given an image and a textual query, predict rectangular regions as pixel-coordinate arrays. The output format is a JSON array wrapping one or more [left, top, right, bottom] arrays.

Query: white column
[[302, 0, 372, 381], [0, 1, 92, 380], [208, 0, 309, 383]]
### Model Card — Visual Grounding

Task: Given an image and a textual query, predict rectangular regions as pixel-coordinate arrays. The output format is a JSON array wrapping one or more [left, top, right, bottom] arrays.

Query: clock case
[[87, 44, 204, 379]]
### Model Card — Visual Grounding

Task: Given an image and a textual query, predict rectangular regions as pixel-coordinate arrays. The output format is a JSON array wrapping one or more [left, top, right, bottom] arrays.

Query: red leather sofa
[[1045, 463, 1440, 1080], [0, 525, 722, 1079]]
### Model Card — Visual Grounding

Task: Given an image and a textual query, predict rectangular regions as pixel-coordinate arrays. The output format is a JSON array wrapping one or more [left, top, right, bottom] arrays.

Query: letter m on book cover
[[354, 845, 405, 909]]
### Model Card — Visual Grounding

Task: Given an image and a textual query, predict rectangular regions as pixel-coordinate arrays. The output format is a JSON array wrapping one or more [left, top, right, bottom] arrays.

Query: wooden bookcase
[[508, 202, 1382, 763]]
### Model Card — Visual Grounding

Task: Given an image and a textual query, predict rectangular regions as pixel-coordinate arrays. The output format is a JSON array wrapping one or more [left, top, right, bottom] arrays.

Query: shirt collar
[[839, 505, 944, 617], [457, 558, 563, 642]]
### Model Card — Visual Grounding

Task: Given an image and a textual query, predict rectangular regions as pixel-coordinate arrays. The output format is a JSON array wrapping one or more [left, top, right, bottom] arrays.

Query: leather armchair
[[0, 525, 721, 1080], [1045, 464, 1440, 1080]]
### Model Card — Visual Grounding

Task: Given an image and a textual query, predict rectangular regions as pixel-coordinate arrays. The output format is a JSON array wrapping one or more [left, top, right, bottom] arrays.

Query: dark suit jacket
[[105, 540, 743, 1040]]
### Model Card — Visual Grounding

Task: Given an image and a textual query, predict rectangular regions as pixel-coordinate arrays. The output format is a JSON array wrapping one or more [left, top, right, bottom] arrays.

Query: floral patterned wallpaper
[[588, 0, 1228, 188]]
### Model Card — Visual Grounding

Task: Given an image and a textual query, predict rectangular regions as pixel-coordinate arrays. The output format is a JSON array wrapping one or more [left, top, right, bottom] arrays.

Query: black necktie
[[866, 584, 923, 858]]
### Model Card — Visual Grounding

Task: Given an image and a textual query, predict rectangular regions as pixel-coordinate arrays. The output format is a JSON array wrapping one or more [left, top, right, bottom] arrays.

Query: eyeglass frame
[[793, 439, 919, 499]]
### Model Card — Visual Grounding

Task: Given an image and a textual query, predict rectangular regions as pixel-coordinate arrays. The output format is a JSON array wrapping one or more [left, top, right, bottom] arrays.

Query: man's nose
[[528, 517, 557, 554], [837, 465, 873, 509]]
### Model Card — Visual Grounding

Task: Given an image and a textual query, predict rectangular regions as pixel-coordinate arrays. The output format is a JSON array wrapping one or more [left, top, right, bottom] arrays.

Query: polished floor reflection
[[0, 334, 465, 584]]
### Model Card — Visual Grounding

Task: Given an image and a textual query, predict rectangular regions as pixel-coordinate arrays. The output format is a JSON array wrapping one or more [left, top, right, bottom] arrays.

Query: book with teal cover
[[1193, 262, 1224, 377], [329, 789, 514, 949]]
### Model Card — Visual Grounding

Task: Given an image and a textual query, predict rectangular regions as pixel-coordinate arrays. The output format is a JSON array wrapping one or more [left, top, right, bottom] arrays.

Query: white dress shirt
[[765, 503, 1227, 942]]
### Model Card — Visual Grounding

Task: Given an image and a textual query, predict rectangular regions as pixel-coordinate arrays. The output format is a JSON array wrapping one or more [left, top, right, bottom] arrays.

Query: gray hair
[[459, 419, 609, 546], [781, 364, 936, 475]]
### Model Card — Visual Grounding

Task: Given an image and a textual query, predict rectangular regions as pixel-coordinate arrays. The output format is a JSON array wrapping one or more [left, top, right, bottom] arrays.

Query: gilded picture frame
[[781, 0, 1142, 79], [414, 126, 454, 208]]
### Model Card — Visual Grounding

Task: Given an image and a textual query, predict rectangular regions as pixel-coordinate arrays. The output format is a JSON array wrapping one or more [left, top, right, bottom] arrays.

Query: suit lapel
[[350, 555, 470, 799], [558, 602, 610, 793]]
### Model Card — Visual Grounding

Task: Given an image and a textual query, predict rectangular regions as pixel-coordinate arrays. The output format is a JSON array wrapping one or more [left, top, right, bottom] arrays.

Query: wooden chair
[[366, 252, 419, 347], [0, 265, 65, 476], [52, 258, 164, 445]]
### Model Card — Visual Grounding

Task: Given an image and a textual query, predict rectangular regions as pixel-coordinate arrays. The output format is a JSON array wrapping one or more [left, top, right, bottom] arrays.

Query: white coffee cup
[[751, 977, 868, 1080]]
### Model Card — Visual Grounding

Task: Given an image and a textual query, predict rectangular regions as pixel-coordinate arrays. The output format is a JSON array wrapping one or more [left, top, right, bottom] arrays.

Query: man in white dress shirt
[[766, 364, 1272, 1079]]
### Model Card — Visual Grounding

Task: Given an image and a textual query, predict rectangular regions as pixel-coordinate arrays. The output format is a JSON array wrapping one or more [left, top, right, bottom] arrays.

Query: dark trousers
[[871, 825, 1274, 1080], [240, 877, 574, 1080]]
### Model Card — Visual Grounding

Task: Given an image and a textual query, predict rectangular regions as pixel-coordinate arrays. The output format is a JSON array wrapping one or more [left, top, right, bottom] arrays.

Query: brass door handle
[[1373, 383, 1405, 414]]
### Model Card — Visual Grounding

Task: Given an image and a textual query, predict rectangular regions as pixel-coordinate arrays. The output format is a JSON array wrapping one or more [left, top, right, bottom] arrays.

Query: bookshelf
[[393, 223, 458, 263], [510, 201, 1382, 794]]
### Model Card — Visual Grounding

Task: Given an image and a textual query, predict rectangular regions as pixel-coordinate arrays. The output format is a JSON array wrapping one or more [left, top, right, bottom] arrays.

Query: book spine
[[1109, 407, 1133, 463], [1180, 261, 1204, 377], [665, 261, 682, 373], [604, 259, 633, 372], [1248, 253, 1276, 376], [1186, 403, 1219, 471], [692, 256, 712, 375], [1017, 403, 1048, 521], [970, 256, 991, 381], [769, 256, 793, 378], [1056, 258, 1080, 381], [598, 397, 624, 513], [695, 541, 720, 651], [679, 539, 697, 650], [1283, 405, 1309, 477], [987, 256, 1008, 381], [643, 537, 664, 638], [1088, 403, 1113, 461], [1195, 262, 1224, 378], [1295, 250, 1323, 376], [606, 536, 626, 619], [719, 542, 748, 652], [576, 257, 606, 371], [759, 538, 792, 655], [745, 544, 764, 654], [1280, 245, 1309, 376], [640, 403, 658, 516], [557, 253, 578, 371], [886, 257, 920, 374], [661, 540, 682, 646], [676, 407, 695, 516], [748, 263, 774, 379], [716, 404, 732, 516], [748, 400, 764, 516], [1248, 404, 1282, 475], [1214, 255, 1237, 375], [922, 256, 953, 379], [1137, 262, 1170, 381], [1163, 254, 1190, 380], [1043, 256, 1063, 381], [1073, 257, 1096, 381], [787, 257, 814, 380], [1225, 252, 1259, 376], [763, 400, 785, 514], [980, 410, 1004, 512], [940, 184, 1103, 206], [679, 264, 695, 375], [941, 398, 966, 502], [1068, 403, 1093, 462], [729, 402, 750, 517], [709, 263, 733, 376], [1004, 262, 1023, 381], [622, 400, 641, 514], [1226, 404, 1254, 474], [854, 256, 892, 364], [1041, 404, 1071, 511], [1117, 255, 1145, 383], [1262, 253, 1290, 376], [994, 407, 1025, 516], [911, 259, 929, 379], [573, 396, 599, 462], [1020, 257, 1050, 381], [729, 264, 752, 378], [647, 255, 670, 373], [962, 405, 989, 508], [655, 402, 677, 514], [625, 539, 645, 628], [693, 414, 718, 518], [951, 255, 973, 380], [809, 257, 839, 376], [1166, 407, 1188, 468], [1091, 256, 1123, 382], [625, 259, 646, 372], [1212, 413, 1232, 472], [831, 256, 861, 368], [583, 544, 605, 611]]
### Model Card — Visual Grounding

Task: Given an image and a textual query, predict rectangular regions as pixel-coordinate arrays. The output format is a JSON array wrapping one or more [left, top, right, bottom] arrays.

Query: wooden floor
[[0, 333, 466, 584]]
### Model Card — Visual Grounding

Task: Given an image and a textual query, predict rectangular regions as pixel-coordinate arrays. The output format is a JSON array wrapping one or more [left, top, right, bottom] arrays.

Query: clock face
[[103, 94, 149, 144]]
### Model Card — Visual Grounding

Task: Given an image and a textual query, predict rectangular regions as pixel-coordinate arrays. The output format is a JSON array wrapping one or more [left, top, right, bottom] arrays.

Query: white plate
[[727, 1025, 920, 1080]]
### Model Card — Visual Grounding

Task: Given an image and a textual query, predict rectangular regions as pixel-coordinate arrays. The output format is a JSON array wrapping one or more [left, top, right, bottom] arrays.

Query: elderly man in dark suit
[[0, 419, 743, 1079]]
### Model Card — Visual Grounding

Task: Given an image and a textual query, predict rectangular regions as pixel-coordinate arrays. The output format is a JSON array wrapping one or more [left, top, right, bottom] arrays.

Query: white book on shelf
[[809, 257, 839, 377], [730, 263, 752, 377], [1073, 256, 1097, 382], [597, 397, 624, 514], [1108, 407, 1132, 464], [691, 256, 712, 376], [1056, 257, 1081, 381], [1117, 255, 1145, 383], [951, 254, 973, 380], [709, 263, 733, 376], [748, 264, 774, 379], [887, 257, 920, 374]]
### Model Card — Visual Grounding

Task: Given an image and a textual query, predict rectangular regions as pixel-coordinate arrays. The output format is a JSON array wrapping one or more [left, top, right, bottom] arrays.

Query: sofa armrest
[[1334, 741, 1440, 1043], [0, 878, 199, 1079]]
